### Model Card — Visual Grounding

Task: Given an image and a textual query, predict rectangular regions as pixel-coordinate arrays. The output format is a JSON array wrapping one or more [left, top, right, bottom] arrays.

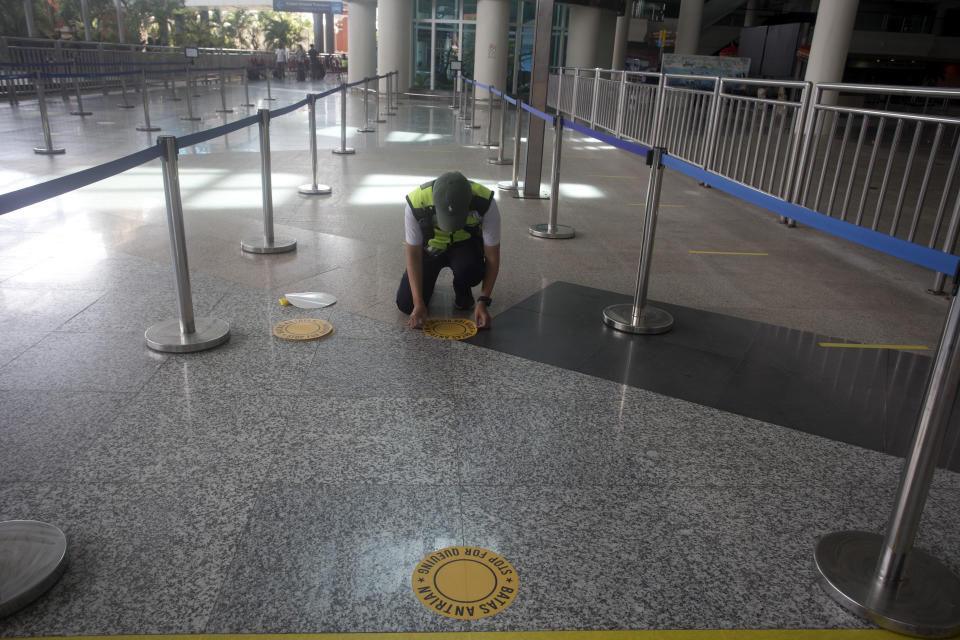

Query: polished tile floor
[[0, 75, 958, 636]]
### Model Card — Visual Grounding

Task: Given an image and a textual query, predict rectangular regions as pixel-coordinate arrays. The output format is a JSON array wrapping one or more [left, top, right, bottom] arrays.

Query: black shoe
[[454, 290, 475, 310]]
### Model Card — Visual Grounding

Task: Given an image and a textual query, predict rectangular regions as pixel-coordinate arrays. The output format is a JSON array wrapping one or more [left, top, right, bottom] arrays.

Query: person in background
[[308, 43, 323, 80], [294, 45, 306, 81], [275, 45, 288, 79]]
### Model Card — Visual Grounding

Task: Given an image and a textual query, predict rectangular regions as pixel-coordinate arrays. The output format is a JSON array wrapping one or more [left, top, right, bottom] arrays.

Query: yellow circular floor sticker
[[272, 318, 334, 341], [412, 546, 518, 619], [423, 318, 477, 341]]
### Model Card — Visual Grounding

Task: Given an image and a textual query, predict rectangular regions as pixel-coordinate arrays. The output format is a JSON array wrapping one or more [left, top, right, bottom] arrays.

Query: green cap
[[432, 171, 472, 232]]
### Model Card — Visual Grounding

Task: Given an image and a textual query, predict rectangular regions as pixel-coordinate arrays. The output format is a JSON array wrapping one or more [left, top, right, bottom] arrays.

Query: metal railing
[[548, 66, 960, 288]]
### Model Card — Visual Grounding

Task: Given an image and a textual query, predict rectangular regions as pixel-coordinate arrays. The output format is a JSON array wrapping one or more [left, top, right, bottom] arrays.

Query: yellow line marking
[[819, 342, 929, 351], [18, 632, 907, 640], [689, 251, 769, 256], [628, 203, 686, 208]]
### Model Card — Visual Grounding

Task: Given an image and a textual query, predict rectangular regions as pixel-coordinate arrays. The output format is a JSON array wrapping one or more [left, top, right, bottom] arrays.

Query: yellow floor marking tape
[[272, 318, 334, 341], [628, 203, 686, 208], [19, 630, 905, 640], [819, 342, 929, 351], [689, 251, 769, 256], [413, 546, 518, 620]]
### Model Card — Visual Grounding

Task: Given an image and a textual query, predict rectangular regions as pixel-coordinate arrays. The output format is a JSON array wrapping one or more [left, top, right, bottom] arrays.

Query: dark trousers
[[396, 238, 485, 314]]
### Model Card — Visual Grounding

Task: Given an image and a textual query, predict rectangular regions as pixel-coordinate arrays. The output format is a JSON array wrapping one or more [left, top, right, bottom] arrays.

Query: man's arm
[[405, 243, 428, 328], [475, 243, 499, 328]]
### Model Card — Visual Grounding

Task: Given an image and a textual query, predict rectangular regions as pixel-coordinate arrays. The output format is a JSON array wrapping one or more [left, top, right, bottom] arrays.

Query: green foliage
[[0, 0, 312, 51]]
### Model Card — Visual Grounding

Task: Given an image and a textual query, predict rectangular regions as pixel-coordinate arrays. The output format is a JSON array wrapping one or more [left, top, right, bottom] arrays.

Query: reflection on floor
[[469, 282, 960, 471]]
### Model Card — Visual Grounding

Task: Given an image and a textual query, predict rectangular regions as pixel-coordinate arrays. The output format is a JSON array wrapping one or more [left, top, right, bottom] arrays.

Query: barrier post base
[[216, 108, 234, 114], [514, 188, 550, 200], [529, 223, 575, 239], [0, 520, 68, 618], [70, 109, 92, 116], [357, 126, 375, 133], [332, 148, 356, 155], [299, 183, 332, 195], [34, 146, 65, 155], [602, 303, 673, 334], [117, 104, 135, 109], [497, 180, 520, 192], [815, 531, 960, 638], [488, 157, 512, 166], [241, 236, 297, 254], [136, 125, 161, 132], [241, 102, 255, 107], [180, 115, 201, 122], [145, 317, 231, 353]]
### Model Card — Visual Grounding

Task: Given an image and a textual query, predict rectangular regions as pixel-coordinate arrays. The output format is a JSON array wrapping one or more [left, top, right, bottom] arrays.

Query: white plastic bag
[[279, 292, 337, 309]]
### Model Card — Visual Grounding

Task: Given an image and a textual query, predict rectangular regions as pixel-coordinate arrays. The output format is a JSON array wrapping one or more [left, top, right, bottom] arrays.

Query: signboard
[[450, 60, 462, 71], [184, 47, 198, 58], [273, 0, 342, 13], [560, 0, 627, 15]]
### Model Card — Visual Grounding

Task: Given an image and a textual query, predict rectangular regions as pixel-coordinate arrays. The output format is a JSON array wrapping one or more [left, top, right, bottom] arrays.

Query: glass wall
[[412, 0, 568, 93]]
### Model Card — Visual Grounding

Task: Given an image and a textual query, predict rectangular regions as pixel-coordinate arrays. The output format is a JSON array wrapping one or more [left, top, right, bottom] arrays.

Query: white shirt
[[404, 197, 501, 247]]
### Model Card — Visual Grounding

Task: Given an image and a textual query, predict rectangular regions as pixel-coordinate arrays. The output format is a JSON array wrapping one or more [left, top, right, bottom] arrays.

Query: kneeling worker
[[396, 171, 501, 329]]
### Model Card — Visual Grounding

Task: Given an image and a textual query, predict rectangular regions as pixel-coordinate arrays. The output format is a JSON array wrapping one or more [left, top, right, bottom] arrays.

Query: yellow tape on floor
[[20, 630, 904, 640]]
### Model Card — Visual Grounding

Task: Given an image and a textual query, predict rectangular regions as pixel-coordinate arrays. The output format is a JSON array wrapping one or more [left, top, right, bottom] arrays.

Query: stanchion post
[[6, 74, 20, 107], [117, 64, 134, 109], [498, 98, 523, 191], [299, 94, 332, 195], [386, 72, 397, 115], [69, 62, 91, 116], [181, 64, 200, 121], [466, 81, 480, 129], [332, 81, 355, 155], [168, 69, 181, 101], [33, 73, 65, 155], [357, 77, 375, 132], [814, 275, 960, 637], [242, 109, 297, 254], [136, 70, 160, 132], [450, 71, 458, 109], [529, 116, 574, 238], [484, 86, 497, 147], [602, 147, 674, 334], [265, 68, 276, 101], [489, 90, 511, 165], [374, 75, 386, 123], [393, 69, 400, 107], [241, 69, 254, 107], [216, 67, 233, 113], [146, 135, 231, 353]]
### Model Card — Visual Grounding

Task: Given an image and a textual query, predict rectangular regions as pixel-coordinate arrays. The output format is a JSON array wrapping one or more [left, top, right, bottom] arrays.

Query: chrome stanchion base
[[241, 103, 255, 107], [117, 104, 136, 109], [602, 303, 674, 335], [464, 123, 481, 130], [145, 317, 231, 353], [180, 116, 201, 121], [216, 108, 234, 114], [33, 146, 65, 155], [375, 117, 386, 123], [0, 521, 68, 618], [298, 183, 332, 195], [488, 157, 512, 166], [332, 147, 356, 155], [529, 223, 575, 239], [815, 531, 960, 638], [136, 125, 161, 132], [241, 236, 297, 254], [70, 110, 92, 116], [514, 186, 550, 200], [357, 126, 376, 133], [263, 97, 277, 101], [497, 180, 520, 192]]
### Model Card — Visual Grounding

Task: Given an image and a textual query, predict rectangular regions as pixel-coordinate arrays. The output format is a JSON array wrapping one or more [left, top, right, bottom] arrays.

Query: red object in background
[[718, 44, 738, 57]]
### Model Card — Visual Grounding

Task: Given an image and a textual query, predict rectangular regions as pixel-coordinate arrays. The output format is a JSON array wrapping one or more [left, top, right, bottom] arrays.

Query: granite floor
[[1, 75, 958, 637]]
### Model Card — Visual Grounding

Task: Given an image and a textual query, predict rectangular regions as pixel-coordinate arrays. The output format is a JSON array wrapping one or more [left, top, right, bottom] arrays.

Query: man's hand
[[474, 303, 491, 329], [408, 304, 428, 329]]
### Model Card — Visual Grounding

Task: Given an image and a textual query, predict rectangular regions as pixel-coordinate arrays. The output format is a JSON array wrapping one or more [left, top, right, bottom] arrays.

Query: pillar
[[81, 0, 91, 40], [115, 0, 124, 42], [674, 0, 703, 55], [804, 0, 858, 101], [313, 13, 322, 51], [595, 9, 618, 69], [347, 0, 376, 84], [611, 1, 633, 71], [744, 0, 759, 28], [377, 0, 412, 92], [324, 11, 335, 53], [566, 5, 603, 69], [23, 0, 36, 38], [474, 0, 510, 100]]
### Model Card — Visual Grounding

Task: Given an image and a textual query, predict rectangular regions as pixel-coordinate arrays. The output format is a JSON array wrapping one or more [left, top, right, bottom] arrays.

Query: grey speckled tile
[[0, 286, 105, 332], [0, 391, 130, 481], [0, 330, 48, 367], [70, 391, 287, 484], [209, 289, 335, 337], [455, 483, 944, 631], [270, 396, 458, 484], [0, 331, 167, 392], [0, 480, 258, 637], [206, 483, 462, 633], [147, 333, 319, 395]]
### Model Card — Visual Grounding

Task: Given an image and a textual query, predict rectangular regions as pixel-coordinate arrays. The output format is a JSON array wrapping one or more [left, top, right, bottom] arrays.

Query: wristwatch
[[477, 296, 492, 306]]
